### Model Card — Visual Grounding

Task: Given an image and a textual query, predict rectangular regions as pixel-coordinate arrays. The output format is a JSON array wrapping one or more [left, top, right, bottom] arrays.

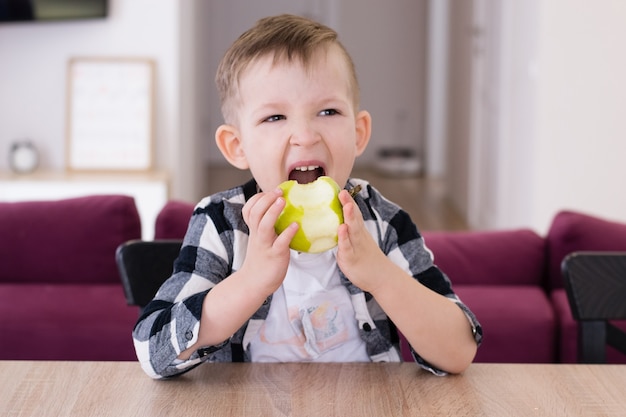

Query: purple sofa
[[154, 200, 626, 364], [0, 195, 142, 361], [546, 211, 626, 363], [422, 228, 556, 363]]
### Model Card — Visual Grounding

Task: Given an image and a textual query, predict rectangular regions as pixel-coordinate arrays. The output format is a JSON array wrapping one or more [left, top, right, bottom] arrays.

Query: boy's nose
[[289, 122, 320, 147]]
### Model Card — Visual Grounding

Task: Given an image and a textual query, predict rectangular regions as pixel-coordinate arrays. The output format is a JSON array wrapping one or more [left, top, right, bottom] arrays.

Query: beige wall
[[0, 1, 428, 202], [202, 0, 428, 167], [444, 0, 473, 222]]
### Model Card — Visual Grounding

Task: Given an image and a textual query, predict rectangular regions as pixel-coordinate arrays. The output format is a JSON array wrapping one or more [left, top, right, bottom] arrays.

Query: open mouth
[[288, 165, 325, 184]]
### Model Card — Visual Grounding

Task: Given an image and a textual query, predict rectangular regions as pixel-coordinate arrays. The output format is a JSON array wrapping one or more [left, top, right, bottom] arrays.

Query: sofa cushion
[[0, 283, 139, 360], [550, 289, 578, 363], [154, 200, 194, 239], [546, 210, 626, 290], [0, 195, 141, 284], [422, 229, 546, 286], [398, 285, 557, 363], [454, 285, 557, 363]]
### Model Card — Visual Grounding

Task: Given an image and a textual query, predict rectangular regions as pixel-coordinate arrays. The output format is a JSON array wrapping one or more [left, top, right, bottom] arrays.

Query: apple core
[[274, 176, 344, 253]]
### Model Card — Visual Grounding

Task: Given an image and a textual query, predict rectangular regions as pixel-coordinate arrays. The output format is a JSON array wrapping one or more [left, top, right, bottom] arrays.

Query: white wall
[[530, 0, 626, 232], [465, 0, 539, 231], [0, 0, 201, 201], [452, 0, 626, 233]]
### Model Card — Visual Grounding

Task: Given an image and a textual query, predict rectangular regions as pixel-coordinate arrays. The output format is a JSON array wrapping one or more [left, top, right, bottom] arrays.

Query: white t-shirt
[[249, 249, 369, 362]]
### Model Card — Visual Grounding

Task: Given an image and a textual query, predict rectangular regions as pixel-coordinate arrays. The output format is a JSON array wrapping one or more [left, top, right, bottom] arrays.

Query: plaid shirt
[[133, 178, 482, 379]]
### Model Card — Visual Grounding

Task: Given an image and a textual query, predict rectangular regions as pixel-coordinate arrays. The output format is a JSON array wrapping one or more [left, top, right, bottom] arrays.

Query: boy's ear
[[215, 124, 249, 170], [354, 110, 372, 156]]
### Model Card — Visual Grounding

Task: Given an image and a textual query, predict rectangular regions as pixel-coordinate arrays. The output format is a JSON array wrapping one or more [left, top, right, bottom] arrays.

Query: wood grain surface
[[2, 361, 626, 416]]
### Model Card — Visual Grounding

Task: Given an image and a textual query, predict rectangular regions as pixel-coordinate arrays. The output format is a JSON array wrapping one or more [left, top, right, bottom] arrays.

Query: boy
[[133, 14, 481, 379]]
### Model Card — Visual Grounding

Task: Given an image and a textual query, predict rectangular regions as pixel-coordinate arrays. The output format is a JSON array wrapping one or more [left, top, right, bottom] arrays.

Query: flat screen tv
[[0, 0, 108, 23]]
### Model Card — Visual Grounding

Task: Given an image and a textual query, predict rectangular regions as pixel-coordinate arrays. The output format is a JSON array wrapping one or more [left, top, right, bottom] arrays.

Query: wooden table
[[1, 361, 625, 416]]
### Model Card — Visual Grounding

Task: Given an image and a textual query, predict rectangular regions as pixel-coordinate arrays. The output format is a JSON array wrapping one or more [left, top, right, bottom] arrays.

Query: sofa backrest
[[0, 195, 141, 284], [546, 210, 626, 290], [154, 200, 194, 239], [422, 229, 546, 286]]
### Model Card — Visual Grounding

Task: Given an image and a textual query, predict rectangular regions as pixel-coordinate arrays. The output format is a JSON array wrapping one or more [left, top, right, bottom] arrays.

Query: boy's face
[[216, 44, 371, 192]]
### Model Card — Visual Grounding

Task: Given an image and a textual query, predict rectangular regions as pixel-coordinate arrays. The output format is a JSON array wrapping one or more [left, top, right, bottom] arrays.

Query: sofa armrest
[[546, 210, 626, 290]]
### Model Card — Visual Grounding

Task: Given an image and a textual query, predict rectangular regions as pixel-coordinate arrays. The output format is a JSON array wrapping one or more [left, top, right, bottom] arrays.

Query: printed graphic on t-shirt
[[249, 249, 369, 362], [259, 301, 350, 358]]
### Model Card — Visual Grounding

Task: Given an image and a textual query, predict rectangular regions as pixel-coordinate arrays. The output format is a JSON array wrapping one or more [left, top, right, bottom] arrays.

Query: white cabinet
[[0, 171, 169, 240]]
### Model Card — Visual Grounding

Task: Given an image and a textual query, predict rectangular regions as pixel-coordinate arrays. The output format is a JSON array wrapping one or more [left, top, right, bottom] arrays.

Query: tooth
[[293, 165, 320, 172]]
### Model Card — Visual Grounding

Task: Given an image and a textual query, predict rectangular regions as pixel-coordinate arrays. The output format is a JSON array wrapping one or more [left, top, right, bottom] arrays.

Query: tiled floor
[[203, 164, 468, 232]]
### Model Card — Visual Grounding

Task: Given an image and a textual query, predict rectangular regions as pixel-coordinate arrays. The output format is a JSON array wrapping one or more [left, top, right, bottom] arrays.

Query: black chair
[[115, 239, 183, 313], [561, 251, 626, 363]]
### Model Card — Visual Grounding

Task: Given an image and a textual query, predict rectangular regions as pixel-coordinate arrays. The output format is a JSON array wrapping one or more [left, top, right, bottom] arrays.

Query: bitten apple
[[274, 176, 344, 253]]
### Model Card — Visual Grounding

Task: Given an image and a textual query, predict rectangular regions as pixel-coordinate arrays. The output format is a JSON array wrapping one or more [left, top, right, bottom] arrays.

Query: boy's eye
[[264, 114, 286, 123], [319, 109, 339, 116]]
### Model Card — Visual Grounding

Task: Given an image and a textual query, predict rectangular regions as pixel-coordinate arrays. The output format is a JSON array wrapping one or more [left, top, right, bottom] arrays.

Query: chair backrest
[[561, 251, 626, 363], [115, 239, 182, 311]]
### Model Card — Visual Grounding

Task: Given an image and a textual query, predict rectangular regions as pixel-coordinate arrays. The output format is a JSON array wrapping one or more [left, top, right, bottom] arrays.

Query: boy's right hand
[[179, 189, 298, 359], [240, 188, 298, 294]]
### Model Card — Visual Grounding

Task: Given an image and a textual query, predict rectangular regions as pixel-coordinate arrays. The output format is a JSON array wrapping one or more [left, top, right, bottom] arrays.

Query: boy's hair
[[216, 14, 360, 124]]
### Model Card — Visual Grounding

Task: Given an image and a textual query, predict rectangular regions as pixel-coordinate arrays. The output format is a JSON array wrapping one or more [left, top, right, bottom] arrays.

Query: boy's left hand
[[338, 191, 478, 374], [336, 190, 391, 293]]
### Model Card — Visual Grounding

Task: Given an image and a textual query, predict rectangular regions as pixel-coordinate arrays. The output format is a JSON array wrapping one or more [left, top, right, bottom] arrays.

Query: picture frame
[[66, 57, 155, 172]]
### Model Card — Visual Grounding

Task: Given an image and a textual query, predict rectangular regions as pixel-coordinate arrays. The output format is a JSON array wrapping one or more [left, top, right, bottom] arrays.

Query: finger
[[242, 193, 262, 223], [257, 193, 287, 233], [337, 189, 358, 245], [274, 221, 299, 249], [337, 223, 352, 250], [244, 189, 282, 228], [338, 189, 352, 206], [339, 190, 363, 230], [337, 222, 359, 275]]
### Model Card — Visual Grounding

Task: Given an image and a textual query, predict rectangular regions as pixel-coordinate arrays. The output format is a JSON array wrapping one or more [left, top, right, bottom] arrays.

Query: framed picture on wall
[[66, 57, 155, 171]]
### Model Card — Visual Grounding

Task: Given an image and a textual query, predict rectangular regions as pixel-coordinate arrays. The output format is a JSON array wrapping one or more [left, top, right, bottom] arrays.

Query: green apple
[[275, 176, 344, 253]]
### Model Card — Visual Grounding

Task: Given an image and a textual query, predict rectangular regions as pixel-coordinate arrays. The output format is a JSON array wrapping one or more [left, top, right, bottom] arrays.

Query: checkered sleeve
[[132, 185, 251, 378]]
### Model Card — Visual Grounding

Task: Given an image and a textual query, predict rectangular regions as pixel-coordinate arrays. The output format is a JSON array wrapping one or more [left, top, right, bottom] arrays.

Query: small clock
[[9, 140, 39, 174]]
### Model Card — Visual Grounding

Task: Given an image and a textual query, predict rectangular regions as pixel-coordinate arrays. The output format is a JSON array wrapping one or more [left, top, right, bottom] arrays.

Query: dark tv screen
[[0, 0, 108, 23]]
